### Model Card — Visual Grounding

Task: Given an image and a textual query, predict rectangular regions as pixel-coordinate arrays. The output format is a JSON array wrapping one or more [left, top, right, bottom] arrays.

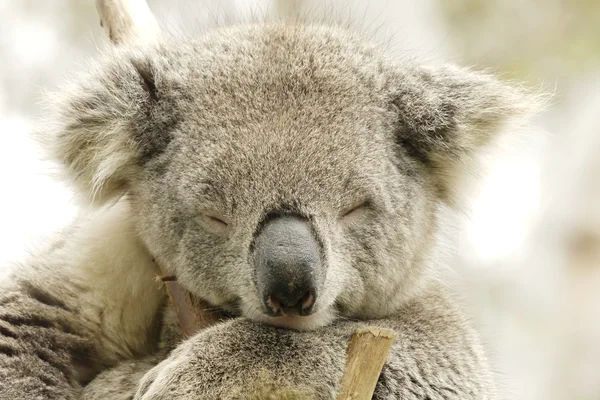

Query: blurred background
[[0, 1, 599, 399]]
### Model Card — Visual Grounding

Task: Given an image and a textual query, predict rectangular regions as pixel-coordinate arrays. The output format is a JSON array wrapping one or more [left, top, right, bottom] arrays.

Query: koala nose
[[252, 215, 323, 316]]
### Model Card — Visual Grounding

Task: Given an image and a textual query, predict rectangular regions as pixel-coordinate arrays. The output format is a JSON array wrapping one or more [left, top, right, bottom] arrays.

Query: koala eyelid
[[202, 213, 230, 228], [208, 215, 228, 225], [340, 200, 371, 219]]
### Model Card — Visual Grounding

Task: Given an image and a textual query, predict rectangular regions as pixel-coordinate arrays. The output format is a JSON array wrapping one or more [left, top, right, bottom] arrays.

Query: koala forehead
[[149, 24, 401, 213], [173, 23, 391, 123]]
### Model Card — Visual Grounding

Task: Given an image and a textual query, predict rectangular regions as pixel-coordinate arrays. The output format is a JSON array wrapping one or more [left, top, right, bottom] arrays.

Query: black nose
[[252, 215, 323, 316]]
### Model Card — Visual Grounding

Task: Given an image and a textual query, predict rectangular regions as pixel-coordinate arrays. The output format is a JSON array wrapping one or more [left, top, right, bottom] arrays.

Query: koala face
[[137, 111, 434, 330], [50, 23, 536, 330]]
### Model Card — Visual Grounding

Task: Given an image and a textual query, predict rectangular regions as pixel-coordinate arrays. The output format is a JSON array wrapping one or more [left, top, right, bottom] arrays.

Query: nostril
[[264, 290, 316, 317], [266, 296, 282, 316], [299, 292, 315, 312]]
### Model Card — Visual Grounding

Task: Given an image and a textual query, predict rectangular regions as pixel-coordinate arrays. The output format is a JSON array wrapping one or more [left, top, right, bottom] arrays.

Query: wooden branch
[[96, 0, 160, 44], [337, 327, 397, 400], [159, 277, 220, 338]]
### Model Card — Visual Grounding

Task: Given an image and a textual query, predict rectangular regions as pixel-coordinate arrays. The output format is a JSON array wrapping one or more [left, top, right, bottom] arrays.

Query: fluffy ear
[[43, 47, 176, 205], [390, 64, 544, 206]]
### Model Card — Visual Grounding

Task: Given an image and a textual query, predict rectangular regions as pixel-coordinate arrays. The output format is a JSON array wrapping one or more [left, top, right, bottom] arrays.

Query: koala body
[[0, 20, 537, 399]]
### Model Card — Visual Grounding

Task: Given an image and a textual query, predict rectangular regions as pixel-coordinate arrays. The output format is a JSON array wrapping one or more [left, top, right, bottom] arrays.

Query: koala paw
[[133, 319, 348, 400]]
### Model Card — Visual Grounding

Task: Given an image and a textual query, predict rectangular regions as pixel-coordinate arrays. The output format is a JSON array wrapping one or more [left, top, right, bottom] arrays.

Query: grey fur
[[143, 287, 495, 400], [0, 21, 539, 399]]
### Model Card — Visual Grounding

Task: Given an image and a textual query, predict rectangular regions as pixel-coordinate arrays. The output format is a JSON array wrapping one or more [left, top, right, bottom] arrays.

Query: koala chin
[[0, 18, 543, 400]]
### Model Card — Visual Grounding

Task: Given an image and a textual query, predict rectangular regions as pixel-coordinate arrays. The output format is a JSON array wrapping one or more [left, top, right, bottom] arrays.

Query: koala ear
[[44, 48, 175, 205], [390, 64, 544, 206]]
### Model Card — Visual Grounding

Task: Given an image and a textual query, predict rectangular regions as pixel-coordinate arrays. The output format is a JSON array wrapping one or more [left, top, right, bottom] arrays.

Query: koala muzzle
[[253, 215, 323, 317]]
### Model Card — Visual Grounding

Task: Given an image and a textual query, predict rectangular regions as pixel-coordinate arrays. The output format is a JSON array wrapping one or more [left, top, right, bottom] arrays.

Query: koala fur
[[0, 20, 539, 400]]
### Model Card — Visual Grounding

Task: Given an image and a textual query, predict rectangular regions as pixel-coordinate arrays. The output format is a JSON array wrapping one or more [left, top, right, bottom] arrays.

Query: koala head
[[47, 23, 537, 330]]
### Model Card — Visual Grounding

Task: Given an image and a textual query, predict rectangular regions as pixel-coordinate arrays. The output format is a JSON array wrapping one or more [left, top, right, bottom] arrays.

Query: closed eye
[[207, 215, 228, 226], [201, 213, 230, 232], [341, 201, 370, 222]]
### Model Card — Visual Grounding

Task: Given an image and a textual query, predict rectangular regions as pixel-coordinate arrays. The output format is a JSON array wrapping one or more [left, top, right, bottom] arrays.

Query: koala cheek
[[322, 252, 364, 314]]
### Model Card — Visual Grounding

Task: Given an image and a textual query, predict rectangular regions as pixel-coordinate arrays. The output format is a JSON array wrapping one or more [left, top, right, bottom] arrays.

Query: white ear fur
[[40, 50, 154, 205], [390, 64, 547, 206], [39, 0, 162, 205]]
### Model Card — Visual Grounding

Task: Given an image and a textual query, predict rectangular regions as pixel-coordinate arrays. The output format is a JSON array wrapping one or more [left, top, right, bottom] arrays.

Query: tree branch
[[337, 327, 397, 400], [95, 0, 160, 44]]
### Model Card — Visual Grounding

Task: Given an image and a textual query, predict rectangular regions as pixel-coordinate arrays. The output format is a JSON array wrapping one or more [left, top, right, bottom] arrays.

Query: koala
[[0, 15, 539, 400]]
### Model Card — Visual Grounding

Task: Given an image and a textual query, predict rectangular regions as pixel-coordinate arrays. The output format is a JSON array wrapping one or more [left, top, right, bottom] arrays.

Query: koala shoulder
[[374, 285, 496, 399]]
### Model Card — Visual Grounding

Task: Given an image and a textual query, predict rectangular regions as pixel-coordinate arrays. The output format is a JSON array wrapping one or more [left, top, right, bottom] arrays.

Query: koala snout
[[252, 215, 323, 317]]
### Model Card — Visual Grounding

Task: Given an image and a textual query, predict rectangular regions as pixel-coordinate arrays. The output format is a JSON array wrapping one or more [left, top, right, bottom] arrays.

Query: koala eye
[[200, 212, 230, 232], [340, 201, 370, 222]]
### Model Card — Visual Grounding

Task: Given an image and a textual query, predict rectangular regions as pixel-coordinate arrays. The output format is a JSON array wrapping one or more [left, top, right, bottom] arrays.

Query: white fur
[[17, 200, 164, 364]]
